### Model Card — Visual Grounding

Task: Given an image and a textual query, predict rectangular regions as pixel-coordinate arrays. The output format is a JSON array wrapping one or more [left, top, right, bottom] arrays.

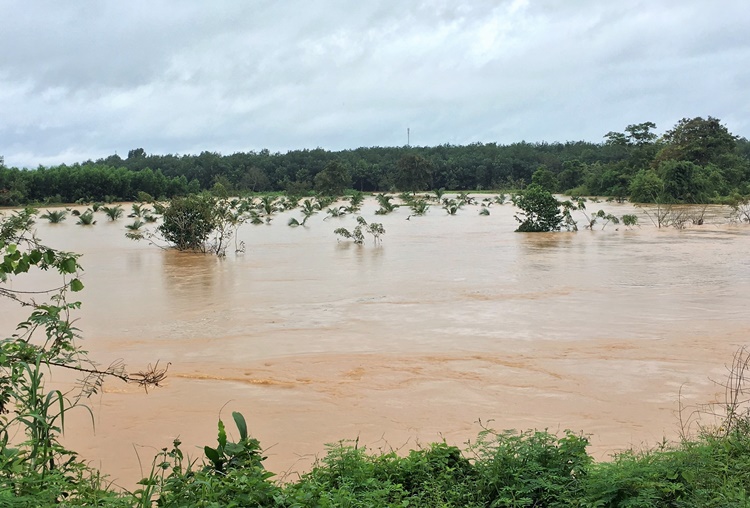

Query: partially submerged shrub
[[513, 184, 565, 232], [157, 194, 217, 250], [334, 216, 385, 245], [443, 198, 462, 215], [101, 204, 124, 221], [375, 193, 399, 215], [40, 209, 67, 223], [76, 210, 96, 225]]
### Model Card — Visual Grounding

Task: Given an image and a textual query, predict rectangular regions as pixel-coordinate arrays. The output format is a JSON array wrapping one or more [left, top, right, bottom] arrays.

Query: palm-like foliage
[[287, 199, 321, 227], [258, 195, 278, 214], [346, 192, 365, 213], [375, 194, 398, 215], [76, 210, 96, 225], [247, 210, 264, 225], [101, 205, 124, 221], [125, 219, 145, 231], [409, 199, 430, 216], [256, 195, 280, 223], [316, 194, 337, 209], [40, 209, 67, 223], [278, 195, 299, 211], [443, 199, 462, 215], [124, 219, 145, 240], [456, 192, 476, 205], [326, 206, 349, 219], [303, 198, 321, 214], [129, 203, 150, 218]]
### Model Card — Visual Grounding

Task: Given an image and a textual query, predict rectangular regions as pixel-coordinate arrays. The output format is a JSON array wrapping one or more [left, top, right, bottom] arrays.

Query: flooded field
[[2, 197, 749, 489]]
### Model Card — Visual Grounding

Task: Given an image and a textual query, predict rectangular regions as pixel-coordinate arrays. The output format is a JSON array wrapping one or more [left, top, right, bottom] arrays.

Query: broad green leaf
[[204, 446, 221, 466], [70, 278, 84, 292], [43, 250, 55, 265], [217, 418, 227, 450], [224, 442, 243, 456], [61, 257, 77, 274], [28, 250, 42, 264], [233, 411, 248, 442], [13, 257, 30, 274]]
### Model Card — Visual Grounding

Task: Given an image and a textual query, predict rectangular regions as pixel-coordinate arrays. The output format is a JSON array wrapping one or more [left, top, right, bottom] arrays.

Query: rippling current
[[2, 198, 749, 488]]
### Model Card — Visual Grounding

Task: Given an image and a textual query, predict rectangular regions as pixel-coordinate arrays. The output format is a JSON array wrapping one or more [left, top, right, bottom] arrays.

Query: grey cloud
[[1, 0, 749, 167]]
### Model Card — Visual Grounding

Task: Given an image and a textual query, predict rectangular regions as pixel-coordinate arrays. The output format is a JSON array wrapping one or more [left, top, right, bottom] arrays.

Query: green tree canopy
[[531, 166, 559, 193], [658, 116, 737, 166], [658, 160, 710, 203], [628, 169, 664, 203], [397, 154, 433, 193], [512, 184, 564, 232], [158, 194, 219, 251], [314, 160, 350, 195]]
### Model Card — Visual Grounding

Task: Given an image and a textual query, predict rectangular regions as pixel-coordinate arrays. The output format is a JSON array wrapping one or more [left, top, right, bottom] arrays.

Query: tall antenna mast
[[407, 127, 410, 147]]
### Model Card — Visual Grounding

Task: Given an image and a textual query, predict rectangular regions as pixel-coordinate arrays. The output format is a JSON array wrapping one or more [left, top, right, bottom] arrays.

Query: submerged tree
[[40, 209, 67, 223], [256, 195, 280, 223], [76, 210, 97, 226], [443, 198, 462, 215], [101, 205, 124, 221], [512, 184, 564, 232], [288, 198, 321, 227], [158, 194, 218, 251], [334, 216, 385, 245], [130, 193, 249, 256], [400, 194, 430, 216], [374, 193, 398, 215], [622, 214, 639, 228], [345, 191, 365, 213]]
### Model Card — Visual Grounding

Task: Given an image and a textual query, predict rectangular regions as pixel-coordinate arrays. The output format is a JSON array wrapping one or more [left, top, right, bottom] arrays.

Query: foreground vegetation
[[4, 397, 750, 507], [121, 392, 750, 508]]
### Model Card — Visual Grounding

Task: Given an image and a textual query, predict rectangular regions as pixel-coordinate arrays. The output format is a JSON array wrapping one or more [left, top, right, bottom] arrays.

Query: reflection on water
[[2, 199, 750, 488], [162, 250, 220, 307]]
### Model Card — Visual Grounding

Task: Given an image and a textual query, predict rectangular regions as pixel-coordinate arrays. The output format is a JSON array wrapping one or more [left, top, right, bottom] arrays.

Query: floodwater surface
[[2, 198, 749, 488]]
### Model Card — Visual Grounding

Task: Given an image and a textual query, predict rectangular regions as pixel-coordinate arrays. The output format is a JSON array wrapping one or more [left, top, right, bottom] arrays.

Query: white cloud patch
[[1, 0, 748, 167]]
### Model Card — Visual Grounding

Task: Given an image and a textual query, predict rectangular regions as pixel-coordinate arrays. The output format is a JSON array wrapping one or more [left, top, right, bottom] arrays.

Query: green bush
[[470, 429, 591, 507], [158, 194, 218, 251], [512, 184, 565, 232]]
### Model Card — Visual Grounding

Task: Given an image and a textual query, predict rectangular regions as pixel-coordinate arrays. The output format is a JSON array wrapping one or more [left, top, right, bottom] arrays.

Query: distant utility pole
[[407, 127, 410, 147]]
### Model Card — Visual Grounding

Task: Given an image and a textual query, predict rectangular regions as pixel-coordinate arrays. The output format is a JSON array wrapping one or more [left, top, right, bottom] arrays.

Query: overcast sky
[[1, 1, 748, 168]]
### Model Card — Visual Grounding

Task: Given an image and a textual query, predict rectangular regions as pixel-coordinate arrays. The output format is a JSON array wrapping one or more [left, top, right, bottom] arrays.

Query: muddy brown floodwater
[[2, 198, 750, 490]]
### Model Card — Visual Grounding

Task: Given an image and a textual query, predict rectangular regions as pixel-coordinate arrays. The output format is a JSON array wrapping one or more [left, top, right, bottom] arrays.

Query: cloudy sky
[[1, 0, 748, 168]]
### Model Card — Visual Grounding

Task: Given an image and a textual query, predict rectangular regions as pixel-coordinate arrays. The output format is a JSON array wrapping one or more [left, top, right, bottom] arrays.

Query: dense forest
[[1, 116, 748, 206]]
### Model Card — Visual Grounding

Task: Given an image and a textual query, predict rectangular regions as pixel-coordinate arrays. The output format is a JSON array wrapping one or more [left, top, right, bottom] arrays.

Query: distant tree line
[[1, 116, 748, 206]]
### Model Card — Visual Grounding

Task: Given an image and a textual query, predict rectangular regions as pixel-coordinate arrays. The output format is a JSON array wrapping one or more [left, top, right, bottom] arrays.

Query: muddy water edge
[[2, 198, 749, 490]]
